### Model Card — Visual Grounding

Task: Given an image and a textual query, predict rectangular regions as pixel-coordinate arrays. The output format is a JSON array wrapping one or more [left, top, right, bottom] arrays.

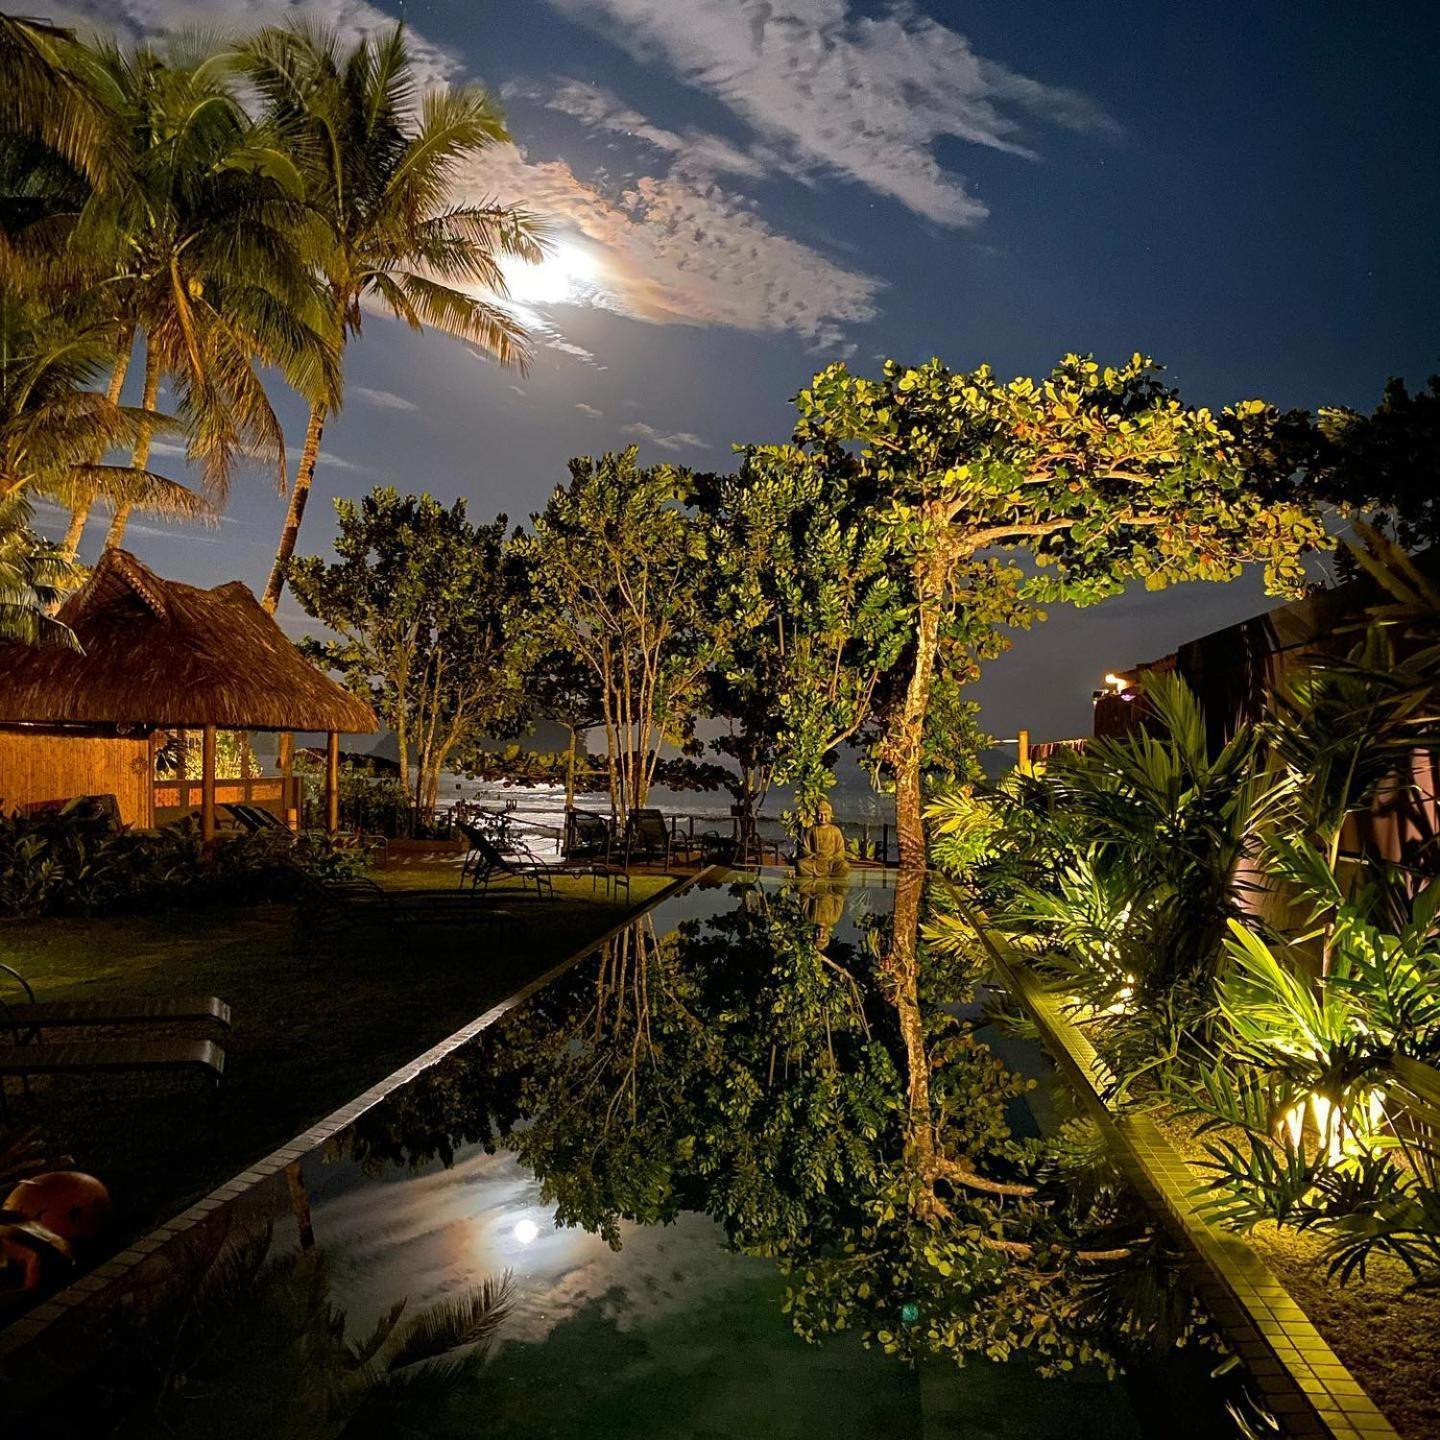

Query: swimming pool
[[3, 870, 1234, 1437]]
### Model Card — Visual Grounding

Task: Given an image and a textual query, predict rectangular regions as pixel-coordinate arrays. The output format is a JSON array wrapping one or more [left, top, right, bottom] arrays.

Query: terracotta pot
[[3, 1170, 112, 1243]]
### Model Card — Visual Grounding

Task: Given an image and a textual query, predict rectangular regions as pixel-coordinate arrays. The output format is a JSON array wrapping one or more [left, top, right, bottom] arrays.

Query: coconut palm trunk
[[262, 400, 326, 614], [102, 340, 159, 551], [61, 331, 133, 558]]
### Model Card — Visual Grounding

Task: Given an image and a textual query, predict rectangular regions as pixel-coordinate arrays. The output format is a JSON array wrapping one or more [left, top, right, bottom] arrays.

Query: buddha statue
[[795, 798, 850, 879]]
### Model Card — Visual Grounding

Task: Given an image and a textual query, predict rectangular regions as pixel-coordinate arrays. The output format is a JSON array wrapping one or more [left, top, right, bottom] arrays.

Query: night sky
[[44, 1, 1440, 743]]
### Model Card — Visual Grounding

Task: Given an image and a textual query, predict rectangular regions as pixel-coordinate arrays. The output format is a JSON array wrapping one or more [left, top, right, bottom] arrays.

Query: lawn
[[0, 857, 676, 1252]]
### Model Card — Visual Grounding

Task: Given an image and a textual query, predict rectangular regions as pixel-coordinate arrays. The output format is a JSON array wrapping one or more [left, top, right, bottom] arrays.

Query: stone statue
[[795, 798, 850, 879]]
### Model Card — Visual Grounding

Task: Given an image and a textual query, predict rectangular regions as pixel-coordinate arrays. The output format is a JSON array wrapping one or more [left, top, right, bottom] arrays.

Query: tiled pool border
[[0, 866, 723, 1362], [967, 907, 1400, 1440]]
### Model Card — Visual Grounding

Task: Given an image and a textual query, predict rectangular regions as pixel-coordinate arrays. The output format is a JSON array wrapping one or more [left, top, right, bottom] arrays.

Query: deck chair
[[0, 964, 231, 1045], [222, 802, 287, 833], [624, 808, 676, 867], [458, 825, 555, 898], [0, 1038, 225, 1115], [564, 809, 613, 860]]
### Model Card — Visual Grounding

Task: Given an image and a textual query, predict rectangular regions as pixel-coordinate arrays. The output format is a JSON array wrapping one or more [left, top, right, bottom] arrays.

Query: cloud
[[462, 140, 881, 345], [543, 79, 769, 181], [55, 0, 460, 89], [75, 0, 884, 351], [621, 421, 709, 452], [317, 450, 366, 472], [353, 385, 419, 412], [546, 0, 1119, 226], [509, 384, 528, 397], [574, 402, 604, 417]]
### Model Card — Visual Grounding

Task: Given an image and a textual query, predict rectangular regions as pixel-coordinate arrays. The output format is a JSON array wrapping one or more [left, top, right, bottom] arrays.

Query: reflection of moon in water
[[513, 1217, 540, 1245]]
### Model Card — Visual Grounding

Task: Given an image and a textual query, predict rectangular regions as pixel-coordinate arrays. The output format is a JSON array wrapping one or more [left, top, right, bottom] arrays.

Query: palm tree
[[0, 284, 202, 642], [240, 22, 545, 612], [0, 15, 116, 193], [64, 37, 339, 554]]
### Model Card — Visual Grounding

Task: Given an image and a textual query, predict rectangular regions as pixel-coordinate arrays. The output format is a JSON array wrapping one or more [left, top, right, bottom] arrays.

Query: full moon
[[501, 241, 600, 306], [512, 1217, 540, 1245]]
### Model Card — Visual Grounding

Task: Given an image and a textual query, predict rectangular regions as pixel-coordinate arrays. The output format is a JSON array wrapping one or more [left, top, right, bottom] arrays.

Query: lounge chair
[[0, 1038, 225, 1115], [624, 808, 678, 868], [458, 825, 555, 899], [0, 964, 231, 1045], [564, 809, 614, 860], [221, 802, 388, 861], [221, 802, 287, 833]]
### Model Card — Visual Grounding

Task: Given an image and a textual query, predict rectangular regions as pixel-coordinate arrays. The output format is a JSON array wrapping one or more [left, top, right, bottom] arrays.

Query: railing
[[153, 775, 299, 819]]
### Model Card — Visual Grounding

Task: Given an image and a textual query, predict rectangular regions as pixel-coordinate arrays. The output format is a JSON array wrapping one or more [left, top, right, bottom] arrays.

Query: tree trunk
[[102, 339, 159, 552], [262, 401, 327, 614], [883, 555, 946, 1155], [64, 333, 134, 559]]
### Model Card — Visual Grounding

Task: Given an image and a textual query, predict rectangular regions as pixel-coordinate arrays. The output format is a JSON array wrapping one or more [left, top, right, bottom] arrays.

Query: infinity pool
[[6, 871, 1230, 1437]]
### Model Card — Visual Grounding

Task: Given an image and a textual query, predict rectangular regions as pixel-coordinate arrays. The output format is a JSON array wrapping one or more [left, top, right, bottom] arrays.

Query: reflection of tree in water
[[345, 882, 1213, 1379]]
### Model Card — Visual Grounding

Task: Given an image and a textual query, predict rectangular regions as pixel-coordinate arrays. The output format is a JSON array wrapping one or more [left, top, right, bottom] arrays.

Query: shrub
[[0, 804, 364, 918]]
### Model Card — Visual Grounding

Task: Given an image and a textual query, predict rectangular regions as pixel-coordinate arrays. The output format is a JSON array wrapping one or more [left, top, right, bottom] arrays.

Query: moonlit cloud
[[622, 421, 709, 452], [461, 140, 882, 345], [546, 0, 1119, 226], [53, 0, 460, 88], [353, 386, 419, 412], [575, 402, 604, 417]]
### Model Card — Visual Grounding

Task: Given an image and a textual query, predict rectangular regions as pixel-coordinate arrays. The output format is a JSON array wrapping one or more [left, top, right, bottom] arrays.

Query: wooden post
[[325, 730, 340, 837], [279, 731, 297, 831], [201, 723, 217, 843], [1017, 728, 1031, 776]]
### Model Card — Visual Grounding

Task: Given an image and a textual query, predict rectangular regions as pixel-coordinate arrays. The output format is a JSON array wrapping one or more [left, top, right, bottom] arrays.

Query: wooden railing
[[153, 775, 300, 820]]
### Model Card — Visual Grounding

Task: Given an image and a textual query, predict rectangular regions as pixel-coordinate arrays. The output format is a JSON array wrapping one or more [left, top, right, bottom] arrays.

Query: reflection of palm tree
[[72, 1222, 514, 1438]]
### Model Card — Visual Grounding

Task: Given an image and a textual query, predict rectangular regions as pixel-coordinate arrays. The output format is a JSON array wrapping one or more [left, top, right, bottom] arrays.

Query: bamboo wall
[[0, 729, 155, 827]]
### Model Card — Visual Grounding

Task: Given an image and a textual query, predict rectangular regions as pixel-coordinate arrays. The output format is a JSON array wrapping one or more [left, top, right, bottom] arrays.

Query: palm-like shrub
[[1189, 892, 1440, 1284]]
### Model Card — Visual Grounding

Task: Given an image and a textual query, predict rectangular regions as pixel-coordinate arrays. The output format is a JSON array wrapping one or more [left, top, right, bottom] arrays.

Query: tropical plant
[[288, 487, 532, 818], [239, 21, 544, 612], [0, 490, 75, 647], [516, 449, 714, 818], [1187, 888, 1440, 1286], [54, 35, 339, 554]]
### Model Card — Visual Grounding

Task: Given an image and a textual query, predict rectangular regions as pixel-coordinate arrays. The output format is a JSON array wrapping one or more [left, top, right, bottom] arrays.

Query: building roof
[[0, 550, 377, 734]]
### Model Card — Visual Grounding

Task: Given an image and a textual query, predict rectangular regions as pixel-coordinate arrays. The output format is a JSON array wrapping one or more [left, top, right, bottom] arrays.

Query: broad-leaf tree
[[792, 354, 1326, 1022], [517, 449, 714, 818], [240, 22, 544, 612], [288, 487, 531, 817]]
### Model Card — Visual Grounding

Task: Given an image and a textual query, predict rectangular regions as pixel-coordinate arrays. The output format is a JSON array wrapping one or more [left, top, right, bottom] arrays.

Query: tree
[[240, 22, 544, 613], [695, 443, 908, 829], [1310, 374, 1440, 560], [517, 449, 714, 818], [0, 490, 73, 647], [287, 488, 531, 817], [791, 354, 1326, 1028], [64, 37, 338, 554]]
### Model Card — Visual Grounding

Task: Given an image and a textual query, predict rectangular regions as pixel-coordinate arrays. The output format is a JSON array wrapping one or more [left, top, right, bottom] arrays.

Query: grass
[[0, 856, 675, 1251]]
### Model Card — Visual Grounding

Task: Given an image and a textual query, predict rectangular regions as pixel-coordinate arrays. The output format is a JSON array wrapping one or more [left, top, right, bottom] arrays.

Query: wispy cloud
[[547, 0, 1119, 226], [622, 421, 709, 452], [543, 79, 769, 180], [574, 402, 604, 417], [353, 385, 418, 412]]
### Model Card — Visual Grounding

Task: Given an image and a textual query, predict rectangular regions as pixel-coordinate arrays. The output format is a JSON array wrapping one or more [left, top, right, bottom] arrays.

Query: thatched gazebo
[[0, 550, 377, 838]]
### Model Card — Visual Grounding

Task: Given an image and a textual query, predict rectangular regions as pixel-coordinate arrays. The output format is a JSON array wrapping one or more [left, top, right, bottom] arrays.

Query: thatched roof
[[0, 550, 377, 733]]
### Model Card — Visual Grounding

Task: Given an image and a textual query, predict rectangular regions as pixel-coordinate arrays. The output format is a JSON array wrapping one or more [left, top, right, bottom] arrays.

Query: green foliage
[[515, 449, 713, 815], [695, 443, 908, 819], [288, 487, 531, 817], [0, 803, 361, 917], [1309, 374, 1440, 562]]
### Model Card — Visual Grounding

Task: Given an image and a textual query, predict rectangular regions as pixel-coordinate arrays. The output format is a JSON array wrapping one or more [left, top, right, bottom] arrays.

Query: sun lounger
[[458, 825, 556, 899], [0, 1038, 225, 1114], [6, 996, 231, 1033]]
